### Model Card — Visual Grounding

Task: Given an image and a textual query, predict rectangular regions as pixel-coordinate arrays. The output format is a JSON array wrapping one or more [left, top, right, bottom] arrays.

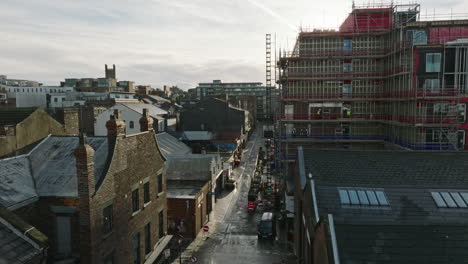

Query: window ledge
[[145, 251, 153, 260], [144, 201, 152, 208], [157, 192, 165, 198], [102, 231, 113, 240], [131, 209, 141, 217]]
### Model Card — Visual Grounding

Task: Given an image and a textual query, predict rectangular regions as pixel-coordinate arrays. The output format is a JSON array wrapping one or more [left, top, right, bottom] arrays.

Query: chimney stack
[[73, 133, 97, 263], [106, 109, 125, 137], [139, 108, 154, 132], [105, 109, 125, 154]]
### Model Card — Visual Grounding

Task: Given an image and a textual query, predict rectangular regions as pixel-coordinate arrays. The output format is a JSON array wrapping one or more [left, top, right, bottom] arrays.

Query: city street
[[175, 126, 295, 264]]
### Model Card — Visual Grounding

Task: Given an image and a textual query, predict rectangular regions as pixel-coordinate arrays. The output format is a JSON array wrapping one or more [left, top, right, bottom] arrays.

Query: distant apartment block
[[278, 4, 468, 154], [193, 80, 276, 120], [0, 75, 40, 87]]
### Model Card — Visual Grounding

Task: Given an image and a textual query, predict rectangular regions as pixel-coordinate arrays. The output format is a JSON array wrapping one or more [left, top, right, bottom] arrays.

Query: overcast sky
[[0, 0, 466, 89]]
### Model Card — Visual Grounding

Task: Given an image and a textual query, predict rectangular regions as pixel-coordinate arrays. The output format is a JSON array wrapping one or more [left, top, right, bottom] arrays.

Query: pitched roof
[[302, 149, 468, 187], [182, 131, 213, 141], [147, 95, 171, 103], [166, 154, 222, 181], [0, 136, 108, 209], [0, 206, 48, 264], [155, 132, 191, 159], [299, 149, 468, 263], [119, 102, 167, 117], [335, 224, 468, 264], [0, 107, 37, 126]]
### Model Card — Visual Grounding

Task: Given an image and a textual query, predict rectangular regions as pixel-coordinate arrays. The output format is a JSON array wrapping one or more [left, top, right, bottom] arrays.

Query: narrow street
[[175, 126, 294, 264]]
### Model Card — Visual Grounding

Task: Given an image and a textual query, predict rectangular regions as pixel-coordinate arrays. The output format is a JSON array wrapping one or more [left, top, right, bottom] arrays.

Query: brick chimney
[[139, 108, 154, 132], [105, 109, 125, 154], [74, 133, 96, 263]]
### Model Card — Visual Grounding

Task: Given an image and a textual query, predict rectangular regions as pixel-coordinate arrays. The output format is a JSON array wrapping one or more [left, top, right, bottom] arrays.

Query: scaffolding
[[266, 34, 272, 122], [277, 3, 468, 154]]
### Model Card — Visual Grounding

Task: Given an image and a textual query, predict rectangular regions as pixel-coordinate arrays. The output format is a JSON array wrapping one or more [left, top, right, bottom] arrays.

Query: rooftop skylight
[[338, 188, 389, 207]]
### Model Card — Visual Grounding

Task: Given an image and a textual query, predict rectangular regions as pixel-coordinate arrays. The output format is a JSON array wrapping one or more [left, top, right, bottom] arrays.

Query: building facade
[[278, 4, 468, 157], [195, 80, 274, 120], [0, 107, 79, 157], [0, 110, 170, 264]]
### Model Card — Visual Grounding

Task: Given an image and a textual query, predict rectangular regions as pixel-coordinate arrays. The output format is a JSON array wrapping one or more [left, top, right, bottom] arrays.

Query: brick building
[[165, 154, 223, 238], [0, 109, 170, 264]]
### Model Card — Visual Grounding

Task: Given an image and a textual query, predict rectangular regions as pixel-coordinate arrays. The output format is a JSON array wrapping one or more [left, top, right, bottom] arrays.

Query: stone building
[[0, 109, 170, 264], [0, 107, 79, 157]]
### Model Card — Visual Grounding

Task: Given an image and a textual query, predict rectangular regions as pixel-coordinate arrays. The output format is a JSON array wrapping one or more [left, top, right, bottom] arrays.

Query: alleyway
[[174, 126, 295, 264]]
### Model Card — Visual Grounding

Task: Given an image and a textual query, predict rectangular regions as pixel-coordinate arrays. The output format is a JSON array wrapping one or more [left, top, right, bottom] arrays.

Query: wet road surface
[[176, 127, 294, 264]]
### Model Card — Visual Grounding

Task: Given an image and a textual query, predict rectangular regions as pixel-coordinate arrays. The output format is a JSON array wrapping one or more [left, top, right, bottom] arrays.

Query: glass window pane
[[441, 192, 457, 208], [343, 39, 352, 51], [366, 191, 379, 205], [450, 192, 467, 208], [431, 192, 447, 207], [460, 192, 468, 204], [375, 191, 389, 205], [413, 30, 427, 45], [348, 190, 360, 205], [357, 190, 370, 205], [338, 189, 350, 204]]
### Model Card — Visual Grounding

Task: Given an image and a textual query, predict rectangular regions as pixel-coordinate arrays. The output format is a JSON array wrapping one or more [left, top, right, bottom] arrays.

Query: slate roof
[[303, 149, 468, 187], [0, 206, 48, 264], [335, 225, 468, 264], [0, 136, 108, 209], [300, 149, 468, 263], [147, 95, 171, 104], [165, 154, 222, 181], [155, 132, 191, 159], [0, 220, 42, 263], [0, 107, 37, 126]]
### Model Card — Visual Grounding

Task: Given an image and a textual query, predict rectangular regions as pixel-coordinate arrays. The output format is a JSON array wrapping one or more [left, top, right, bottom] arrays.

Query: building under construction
[[278, 3, 468, 158]]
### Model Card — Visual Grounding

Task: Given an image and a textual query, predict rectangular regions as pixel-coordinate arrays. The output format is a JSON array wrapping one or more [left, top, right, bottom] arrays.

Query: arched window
[[130, 121, 134, 129]]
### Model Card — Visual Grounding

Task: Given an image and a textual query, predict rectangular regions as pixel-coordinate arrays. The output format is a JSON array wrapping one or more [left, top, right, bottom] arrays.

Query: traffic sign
[[203, 225, 209, 232], [190, 255, 198, 263]]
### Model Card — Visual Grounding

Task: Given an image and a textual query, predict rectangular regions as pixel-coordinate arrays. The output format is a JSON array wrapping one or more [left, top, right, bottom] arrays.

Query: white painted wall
[[95, 104, 167, 136]]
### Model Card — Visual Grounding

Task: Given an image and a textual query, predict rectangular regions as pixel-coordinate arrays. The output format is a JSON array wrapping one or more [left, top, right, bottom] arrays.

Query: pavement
[[173, 127, 295, 264]]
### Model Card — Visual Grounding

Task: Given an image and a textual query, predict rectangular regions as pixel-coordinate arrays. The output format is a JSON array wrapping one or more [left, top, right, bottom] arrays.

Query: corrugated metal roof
[[155, 132, 191, 159], [182, 131, 213, 141]]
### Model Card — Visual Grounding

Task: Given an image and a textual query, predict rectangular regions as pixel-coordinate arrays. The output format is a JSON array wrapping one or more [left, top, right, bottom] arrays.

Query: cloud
[[0, 0, 465, 89]]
